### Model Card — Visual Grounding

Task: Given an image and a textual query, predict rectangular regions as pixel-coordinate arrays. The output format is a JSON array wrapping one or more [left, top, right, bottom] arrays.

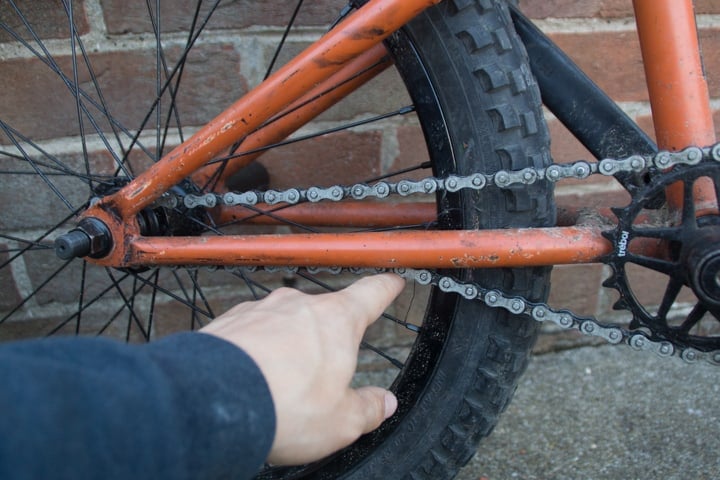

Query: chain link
[[176, 143, 720, 366]]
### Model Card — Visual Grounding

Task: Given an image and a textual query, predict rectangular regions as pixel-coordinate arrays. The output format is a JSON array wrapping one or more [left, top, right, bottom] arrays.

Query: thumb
[[350, 387, 398, 436]]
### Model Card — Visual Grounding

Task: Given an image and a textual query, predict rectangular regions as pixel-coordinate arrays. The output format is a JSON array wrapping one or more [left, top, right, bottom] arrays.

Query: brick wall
[[1, 1, 719, 348]]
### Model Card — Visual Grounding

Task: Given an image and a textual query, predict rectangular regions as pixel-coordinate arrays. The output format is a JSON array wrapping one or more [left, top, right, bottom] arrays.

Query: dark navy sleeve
[[0, 332, 276, 480]]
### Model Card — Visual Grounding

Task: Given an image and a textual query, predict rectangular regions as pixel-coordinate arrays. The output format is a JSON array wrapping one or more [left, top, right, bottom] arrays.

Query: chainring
[[602, 160, 720, 351]]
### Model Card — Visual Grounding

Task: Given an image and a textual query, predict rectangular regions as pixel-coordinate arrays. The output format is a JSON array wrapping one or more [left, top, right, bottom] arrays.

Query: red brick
[[519, 0, 633, 19], [257, 130, 383, 189], [520, 0, 720, 19], [100, 0, 339, 35], [550, 31, 647, 103], [696, 0, 720, 14], [549, 29, 720, 103], [0, 44, 246, 142], [547, 116, 594, 163], [548, 263, 604, 317], [390, 125, 432, 181], [0, 0, 90, 44]]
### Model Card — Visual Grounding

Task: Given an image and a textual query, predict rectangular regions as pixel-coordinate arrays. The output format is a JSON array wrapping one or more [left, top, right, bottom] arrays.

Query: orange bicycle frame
[[79, 0, 716, 270]]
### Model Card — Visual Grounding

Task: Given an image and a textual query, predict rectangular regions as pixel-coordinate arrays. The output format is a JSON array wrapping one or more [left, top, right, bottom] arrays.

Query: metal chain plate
[[174, 143, 720, 366]]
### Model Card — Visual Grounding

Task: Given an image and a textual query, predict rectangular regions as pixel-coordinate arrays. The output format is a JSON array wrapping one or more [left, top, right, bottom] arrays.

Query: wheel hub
[[684, 226, 720, 308]]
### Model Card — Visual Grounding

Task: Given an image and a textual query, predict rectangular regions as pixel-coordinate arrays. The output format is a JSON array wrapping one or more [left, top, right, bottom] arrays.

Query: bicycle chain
[[174, 143, 720, 366]]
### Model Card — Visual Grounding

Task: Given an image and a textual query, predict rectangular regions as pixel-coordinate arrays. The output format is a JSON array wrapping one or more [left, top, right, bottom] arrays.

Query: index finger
[[334, 274, 406, 332]]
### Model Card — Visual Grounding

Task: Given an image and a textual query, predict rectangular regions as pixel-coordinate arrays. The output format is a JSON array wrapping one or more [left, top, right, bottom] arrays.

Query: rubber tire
[[271, 1, 555, 478], [362, 2, 554, 478]]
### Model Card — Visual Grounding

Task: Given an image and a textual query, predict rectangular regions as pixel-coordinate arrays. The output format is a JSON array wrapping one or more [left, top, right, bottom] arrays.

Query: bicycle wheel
[[0, 1, 553, 478]]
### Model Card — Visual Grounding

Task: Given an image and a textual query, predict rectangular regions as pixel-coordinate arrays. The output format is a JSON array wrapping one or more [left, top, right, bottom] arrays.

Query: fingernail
[[384, 392, 398, 419]]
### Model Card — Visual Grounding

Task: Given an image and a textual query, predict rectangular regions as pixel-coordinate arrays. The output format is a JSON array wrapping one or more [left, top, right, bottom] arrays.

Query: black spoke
[[294, 270, 420, 332], [128, 270, 214, 319], [115, 0, 224, 169], [2, 8, 139, 176], [0, 259, 74, 326], [0, 131, 109, 183], [75, 261, 87, 334], [360, 341, 404, 369], [104, 269, 150, 341], [226, 268, 270, 299], [0, 121, 76, 211], [44, 271, 132, 336], [146, 269, 161, 338], [63, 0, 93, 194], [207, 106, 415, 167], [264, 0, 305, 81], [0, 209, 82, 270], [0, 235, 53, 253]]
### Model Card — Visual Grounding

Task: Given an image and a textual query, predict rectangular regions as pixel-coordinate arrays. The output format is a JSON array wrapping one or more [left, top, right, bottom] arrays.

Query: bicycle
[[0, 0, 717, 478]]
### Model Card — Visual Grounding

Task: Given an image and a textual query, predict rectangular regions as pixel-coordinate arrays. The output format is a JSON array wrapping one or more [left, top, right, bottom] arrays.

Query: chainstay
[[178, 141, 720, 366]]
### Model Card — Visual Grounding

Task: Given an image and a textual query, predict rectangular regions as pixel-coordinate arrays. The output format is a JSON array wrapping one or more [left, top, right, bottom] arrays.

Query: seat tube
[[633, 0, 717, 212]]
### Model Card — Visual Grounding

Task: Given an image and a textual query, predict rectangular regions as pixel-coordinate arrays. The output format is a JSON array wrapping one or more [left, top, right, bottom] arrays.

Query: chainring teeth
[[602, 160, 720, 351]]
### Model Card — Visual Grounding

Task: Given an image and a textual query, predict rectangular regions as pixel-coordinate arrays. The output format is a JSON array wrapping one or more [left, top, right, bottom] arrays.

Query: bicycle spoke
[[0, 258, 74, 326], [127, 270, 214, 319], [116, 0, 223, 169], [360, 341, 404, 369], [226, 269, 270, 300], [264, 0, 305, 81], [46, 271, 134, 336], [0, 209, 81, 269], [294, 270, 421, 333], [146, 269, 161, 338], [0, 120, 76, 211], [208, 106, 415, 167], [0, 124, 104, 183], [63, 0, 92, 195], [76, 260, 87, 335], [104, 268, 150, 341], [0, 235, 53, 254], [2, 5, 137, 176]]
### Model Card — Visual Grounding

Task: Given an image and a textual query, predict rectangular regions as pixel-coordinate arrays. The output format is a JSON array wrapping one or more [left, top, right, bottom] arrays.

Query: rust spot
[[352, 27, 386, 40]]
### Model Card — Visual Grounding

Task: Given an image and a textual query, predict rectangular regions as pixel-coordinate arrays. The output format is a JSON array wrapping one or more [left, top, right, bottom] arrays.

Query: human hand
[[200, 273, 405, 465]]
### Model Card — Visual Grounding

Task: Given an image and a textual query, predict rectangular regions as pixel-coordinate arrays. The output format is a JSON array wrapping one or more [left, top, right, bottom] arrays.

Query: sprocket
[[602, 160, 720, 352]]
